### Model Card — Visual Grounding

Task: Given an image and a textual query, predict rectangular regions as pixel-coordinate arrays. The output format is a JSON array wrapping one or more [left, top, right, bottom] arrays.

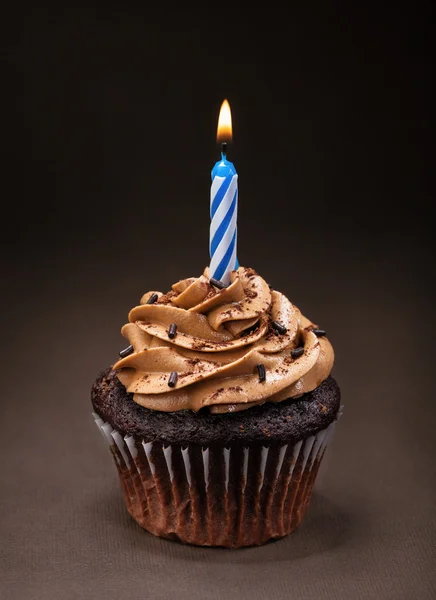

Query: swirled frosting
[[113, 267, 334, 413]]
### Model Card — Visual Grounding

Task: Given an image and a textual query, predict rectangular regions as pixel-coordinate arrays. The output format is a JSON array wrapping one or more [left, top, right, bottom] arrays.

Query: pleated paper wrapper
[[93, 409, 342, 548]]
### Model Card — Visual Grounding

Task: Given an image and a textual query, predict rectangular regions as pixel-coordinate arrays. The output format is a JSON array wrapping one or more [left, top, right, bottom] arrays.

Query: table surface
[[1, 234, 435, 600]]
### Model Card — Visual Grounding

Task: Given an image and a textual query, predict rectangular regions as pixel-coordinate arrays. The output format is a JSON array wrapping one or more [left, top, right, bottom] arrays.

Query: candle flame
[[217, 99, 232, 144]]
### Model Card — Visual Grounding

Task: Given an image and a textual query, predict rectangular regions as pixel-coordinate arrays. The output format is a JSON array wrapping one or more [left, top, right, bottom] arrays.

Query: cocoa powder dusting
[[204, 288, 217, 300], [186, 358, 200, 366], [244, 267, 257, 278], [210, 387, 225, 402], [156, 290, 178, 304]]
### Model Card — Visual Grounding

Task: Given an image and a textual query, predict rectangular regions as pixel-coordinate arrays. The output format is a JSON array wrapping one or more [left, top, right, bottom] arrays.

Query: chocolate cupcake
[[92, 266, 341, 547]]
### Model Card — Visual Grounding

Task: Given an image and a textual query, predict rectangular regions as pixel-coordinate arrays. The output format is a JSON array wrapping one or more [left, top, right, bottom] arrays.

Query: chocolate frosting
[[113, 267, 334, 413]]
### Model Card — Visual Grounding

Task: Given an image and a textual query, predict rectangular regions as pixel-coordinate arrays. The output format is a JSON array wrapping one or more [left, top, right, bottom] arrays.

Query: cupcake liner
[[93, 408, 342, 548]]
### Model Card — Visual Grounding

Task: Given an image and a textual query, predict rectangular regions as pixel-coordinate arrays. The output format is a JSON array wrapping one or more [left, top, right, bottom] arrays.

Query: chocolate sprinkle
[[272, 320, 287, 334], [210, 277, 226, 289], [146, 293, 158, 305], [256, 363, 266, 382], [291, 347, 304, 359], [168, 323, 177, 339], [168, 371, 178, 387], [312, 328, 326, 337], [119, 345, 133, 358]]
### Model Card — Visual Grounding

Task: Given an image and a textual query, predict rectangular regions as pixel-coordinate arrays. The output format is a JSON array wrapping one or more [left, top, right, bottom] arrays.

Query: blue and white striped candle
[[209, 100, 238, 287]]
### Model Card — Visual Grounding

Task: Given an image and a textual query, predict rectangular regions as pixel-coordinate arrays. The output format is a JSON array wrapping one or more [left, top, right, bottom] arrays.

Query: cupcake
[[92, 266, 341, 547]]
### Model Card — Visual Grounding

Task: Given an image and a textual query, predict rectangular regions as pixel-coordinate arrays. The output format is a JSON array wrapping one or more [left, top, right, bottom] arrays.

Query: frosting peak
[[114, 267, 334, 413]]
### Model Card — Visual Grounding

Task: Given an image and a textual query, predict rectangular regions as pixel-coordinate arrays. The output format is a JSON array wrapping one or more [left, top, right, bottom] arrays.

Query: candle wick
[[221, 142, 227, 160]]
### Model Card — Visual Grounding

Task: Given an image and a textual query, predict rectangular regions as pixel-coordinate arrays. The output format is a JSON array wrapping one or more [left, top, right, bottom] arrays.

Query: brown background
[[2, 4, 435, 599]]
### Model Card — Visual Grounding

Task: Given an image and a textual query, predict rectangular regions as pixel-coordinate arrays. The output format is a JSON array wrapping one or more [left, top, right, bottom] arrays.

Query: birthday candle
[[209, 100, 238, 287]]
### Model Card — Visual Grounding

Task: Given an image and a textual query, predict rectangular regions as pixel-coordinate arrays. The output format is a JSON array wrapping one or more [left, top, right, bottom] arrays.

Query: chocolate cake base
[[92, 368, 341, 547], [92, 368, 341, 446]]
